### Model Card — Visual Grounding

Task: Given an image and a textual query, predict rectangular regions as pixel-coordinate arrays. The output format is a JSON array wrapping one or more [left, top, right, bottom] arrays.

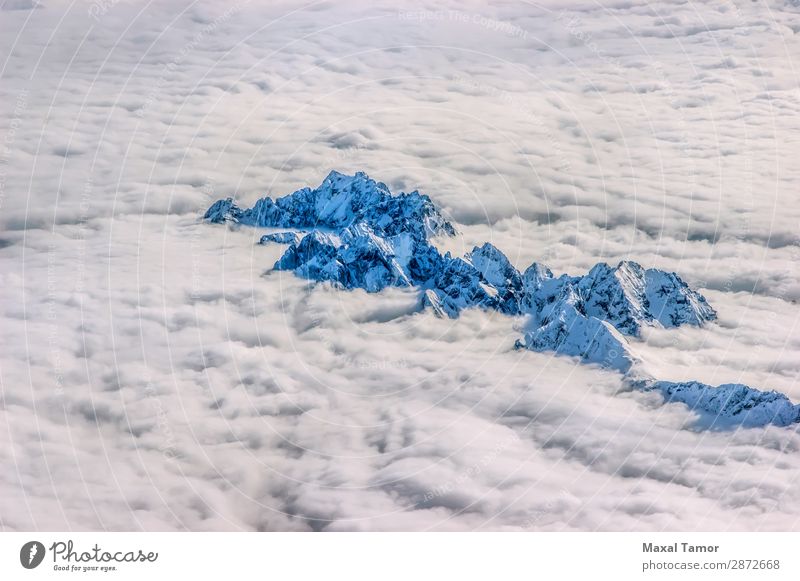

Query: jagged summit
[[273, 223, 427, 293], [576, 261, 717, 336], [422, 243, 525, 318], [203, 170, 456, 241], [645, 380, 800, 428], [204, 172, 794, 428]]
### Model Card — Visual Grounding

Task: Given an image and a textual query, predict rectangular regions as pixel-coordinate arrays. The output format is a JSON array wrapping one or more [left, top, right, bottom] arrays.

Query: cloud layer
[[1, 0, 799, 531]]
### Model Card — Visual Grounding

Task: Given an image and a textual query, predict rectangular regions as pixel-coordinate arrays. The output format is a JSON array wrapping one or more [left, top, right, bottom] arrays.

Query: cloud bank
[[1, 0, 799, 531]]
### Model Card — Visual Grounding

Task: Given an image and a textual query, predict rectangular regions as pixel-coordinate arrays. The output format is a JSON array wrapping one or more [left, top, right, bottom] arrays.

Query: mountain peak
[[204, 171, 455, 241]]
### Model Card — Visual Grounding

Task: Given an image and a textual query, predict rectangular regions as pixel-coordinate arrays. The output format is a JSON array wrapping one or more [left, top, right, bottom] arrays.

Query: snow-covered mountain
[[273, 222, 444, 293], [576, 261, 717, 336], [421, 243, 522, 318], [640, 379, 800, 428], [515, 295, 641, 373], [204, 172, 796, 428], [204, 170, 456, 241]]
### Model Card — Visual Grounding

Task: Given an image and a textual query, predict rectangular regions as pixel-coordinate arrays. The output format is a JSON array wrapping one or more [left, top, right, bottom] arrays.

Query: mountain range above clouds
[[205, 171, 800, 429]]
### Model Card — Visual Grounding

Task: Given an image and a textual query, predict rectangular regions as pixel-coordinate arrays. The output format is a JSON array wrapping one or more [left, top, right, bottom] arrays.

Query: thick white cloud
[[1, 0, 799, 531]]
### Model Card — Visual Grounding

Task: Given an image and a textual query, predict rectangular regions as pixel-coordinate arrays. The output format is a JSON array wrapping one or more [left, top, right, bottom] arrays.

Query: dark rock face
[[259, 232, 300, 245]]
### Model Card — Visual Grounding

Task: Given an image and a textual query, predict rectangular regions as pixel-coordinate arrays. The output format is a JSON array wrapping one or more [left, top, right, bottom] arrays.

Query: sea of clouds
[[1, 0, 799, 531]]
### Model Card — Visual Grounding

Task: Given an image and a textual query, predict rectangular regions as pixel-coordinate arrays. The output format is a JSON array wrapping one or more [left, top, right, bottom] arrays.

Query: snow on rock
[[515, 260, 716, 337], [516, 298, 640, 373], [645, 380, 800, 428], [643, 267, 717, 330], [422, 243, 525, 318], [204, 171, 797, 428], [204, 170, 456, 240], [577, 261, 652, 336], [273, 231, 343, 284], [273, 224, 431, 293], [576, 261, 717, 336], [203, 197, 241, 224], [467, 243, 525, 314], [422, 256, 500, 318]]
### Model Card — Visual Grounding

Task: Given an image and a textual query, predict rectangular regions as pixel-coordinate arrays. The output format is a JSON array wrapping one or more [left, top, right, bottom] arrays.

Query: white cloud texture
[[1, 0, 799, 531]]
